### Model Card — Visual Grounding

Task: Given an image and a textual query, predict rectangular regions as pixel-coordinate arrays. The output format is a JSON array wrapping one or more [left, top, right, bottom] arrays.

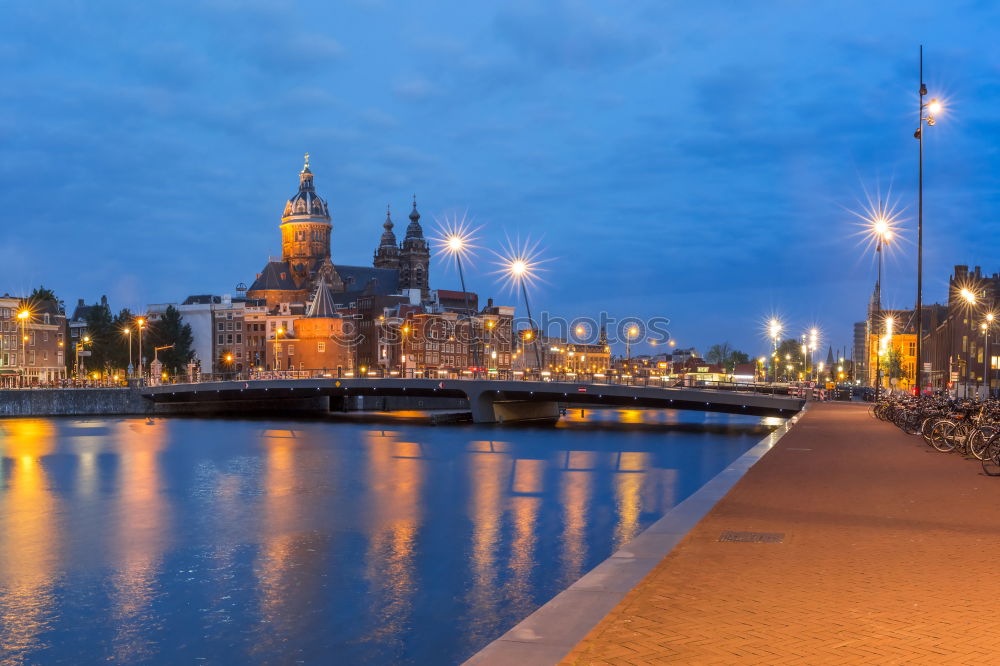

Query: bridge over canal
[[140, 378, 805, 423]]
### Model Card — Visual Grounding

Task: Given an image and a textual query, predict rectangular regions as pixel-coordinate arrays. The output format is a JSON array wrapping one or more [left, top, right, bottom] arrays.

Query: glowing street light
[[136, 317, 146, 380], [914, 45, 944, 394], [123, 327, 133, 377], [495, 236, 548, 371], [433, 216, 481, 371], [16, 309, 30, 381], [626, 325, 639, 365]]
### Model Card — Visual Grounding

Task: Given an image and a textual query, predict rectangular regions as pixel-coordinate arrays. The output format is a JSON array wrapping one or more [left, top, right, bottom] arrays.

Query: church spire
[[405, 194, 424, 239], [299, 152, 314, 191], [380, 205, 397, 247]]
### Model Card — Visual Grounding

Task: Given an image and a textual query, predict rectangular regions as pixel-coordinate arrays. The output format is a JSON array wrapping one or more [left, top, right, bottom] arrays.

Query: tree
[[29, 285, 58, 306], [729, 350, 750, 368], [774, 337, 806, 381], [706, 342, 751, 372], [144, 305, 194, 374], [84, 299, 116, 374], [706, 342, 732, 366]]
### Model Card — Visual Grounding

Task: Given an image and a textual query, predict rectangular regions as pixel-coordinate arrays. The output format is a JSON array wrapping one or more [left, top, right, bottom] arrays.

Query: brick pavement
[[562, 402, 1000, 665]]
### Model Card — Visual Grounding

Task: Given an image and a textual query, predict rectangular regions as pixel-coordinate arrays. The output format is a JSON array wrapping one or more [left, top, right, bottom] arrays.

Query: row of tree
[[82, 302, 195, 375], [25, 286, 196, 376]]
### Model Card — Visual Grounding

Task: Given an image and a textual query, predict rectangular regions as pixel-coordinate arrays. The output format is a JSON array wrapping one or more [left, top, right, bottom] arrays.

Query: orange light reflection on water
[[0, 419, 60, 659], [108, 419, 172, 663]]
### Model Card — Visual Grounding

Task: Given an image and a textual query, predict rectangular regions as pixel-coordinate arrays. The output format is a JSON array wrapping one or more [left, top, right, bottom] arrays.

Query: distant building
[[0, 294, 67, 385], [923, 264, 998, 395]]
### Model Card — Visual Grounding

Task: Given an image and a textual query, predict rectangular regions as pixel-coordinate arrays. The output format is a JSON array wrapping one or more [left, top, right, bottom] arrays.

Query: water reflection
[[559, 451, 595, 587], [361, 429, 424, 653], [465, 441, 510, 646], [0, 409, 768, 665], [107, 419, 171, 662], [0, 419, 60, 661]]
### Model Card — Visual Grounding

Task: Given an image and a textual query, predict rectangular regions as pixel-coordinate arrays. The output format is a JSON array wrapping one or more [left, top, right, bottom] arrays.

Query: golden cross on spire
[[304, 152, 310, 169]]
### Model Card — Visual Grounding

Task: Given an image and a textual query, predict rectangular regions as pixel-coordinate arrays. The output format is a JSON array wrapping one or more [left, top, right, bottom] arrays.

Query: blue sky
[[1, 0, 998, 357]]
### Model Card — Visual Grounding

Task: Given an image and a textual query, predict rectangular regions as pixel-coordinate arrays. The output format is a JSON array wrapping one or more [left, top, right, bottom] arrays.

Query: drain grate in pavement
[[719, 531, 784, 543]]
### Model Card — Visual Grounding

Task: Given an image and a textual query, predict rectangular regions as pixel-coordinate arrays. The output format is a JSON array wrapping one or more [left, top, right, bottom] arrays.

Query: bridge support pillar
[[469, 391, 560, 424]]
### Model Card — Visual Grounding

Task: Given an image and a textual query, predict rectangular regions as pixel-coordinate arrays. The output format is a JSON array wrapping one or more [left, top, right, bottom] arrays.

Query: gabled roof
[[335, 265, 399, 295], [307, 277, 338, 317], [249, 261, 299, 292]]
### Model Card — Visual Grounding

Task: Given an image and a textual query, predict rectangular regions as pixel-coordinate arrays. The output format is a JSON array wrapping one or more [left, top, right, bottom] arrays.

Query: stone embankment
[[0, 388, 152, 417], [0, 388, 469, 418]]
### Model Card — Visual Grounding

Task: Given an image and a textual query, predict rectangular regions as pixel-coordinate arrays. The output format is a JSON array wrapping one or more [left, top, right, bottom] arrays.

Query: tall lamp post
[[872, 215, 892, 400], [17, 309, 30, 386], [440, 230, 479, 373], [769, 318, 782, 383], [626, 325, 638, 366], [914, 45, 941, 395], [136, 317, 146, 380], [123, 327, 133, 377]]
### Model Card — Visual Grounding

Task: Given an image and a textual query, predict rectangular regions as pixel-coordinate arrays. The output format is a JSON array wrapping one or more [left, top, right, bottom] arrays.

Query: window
[[43, 351, 48, 361], [236, 322, 242, 331], [227, 334, 233, 344], [227, 322, 234, 331], [236, 334, 242, 344], [218, 334, 224, 344], [317, 341, 326, 352], [288, 345, 295, 356], [218, 323, 224, 331], [43, 331, 49, 342], [29, 350, 35, 365]]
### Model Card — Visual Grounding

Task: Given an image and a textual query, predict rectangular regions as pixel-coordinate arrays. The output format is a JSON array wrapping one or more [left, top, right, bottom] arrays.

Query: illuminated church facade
[[247, 155, 431, 307]]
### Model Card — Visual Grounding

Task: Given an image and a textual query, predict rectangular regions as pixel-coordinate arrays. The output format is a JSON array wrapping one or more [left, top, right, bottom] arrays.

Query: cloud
[[492, 0, 654, 71]]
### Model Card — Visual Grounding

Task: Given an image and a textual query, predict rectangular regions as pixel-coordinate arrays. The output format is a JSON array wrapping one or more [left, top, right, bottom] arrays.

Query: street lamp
[[16, 309, 30, 384], [626, 325, 639, 365], [274, 327, 284, 372], [872, 214, 893, 400], [136, 317, 146, 380], [768, 318, 782, 383], [76, 334, 91, 378], [914, 45, 941, 395], [436, 221, 479, 372], [123, 327, 132, 377]]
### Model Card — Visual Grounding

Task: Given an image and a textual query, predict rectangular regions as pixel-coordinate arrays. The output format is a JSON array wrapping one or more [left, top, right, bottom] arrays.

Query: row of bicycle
[[872, 395, 1000, 475]]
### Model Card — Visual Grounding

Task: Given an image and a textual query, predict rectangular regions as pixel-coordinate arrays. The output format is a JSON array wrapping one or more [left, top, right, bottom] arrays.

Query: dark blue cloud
[[2, 0, 1000, 358]]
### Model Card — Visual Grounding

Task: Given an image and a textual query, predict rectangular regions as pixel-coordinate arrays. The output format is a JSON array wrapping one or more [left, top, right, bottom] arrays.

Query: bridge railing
[[143, 370, 796, 396]]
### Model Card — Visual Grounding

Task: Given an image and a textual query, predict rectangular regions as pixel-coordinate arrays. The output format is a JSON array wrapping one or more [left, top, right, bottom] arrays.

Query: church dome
[[282, 153, 330, 220]]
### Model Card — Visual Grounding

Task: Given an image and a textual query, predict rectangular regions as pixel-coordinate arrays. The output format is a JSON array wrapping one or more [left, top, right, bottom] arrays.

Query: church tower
[[281, 153, 332, 282], [373, 206, 400, 270], [399, 196, 430, 298]]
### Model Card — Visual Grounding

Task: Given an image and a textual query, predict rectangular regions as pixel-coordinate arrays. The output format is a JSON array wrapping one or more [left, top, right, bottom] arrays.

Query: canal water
[[0, 409, 777, 665]]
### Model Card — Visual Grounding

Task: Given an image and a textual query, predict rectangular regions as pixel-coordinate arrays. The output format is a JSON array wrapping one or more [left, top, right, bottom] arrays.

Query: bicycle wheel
[[970, 426, 996, 461], [983, 432, 1000, 476], [930, 420, 956, 453], [951, 421, 973, 456]]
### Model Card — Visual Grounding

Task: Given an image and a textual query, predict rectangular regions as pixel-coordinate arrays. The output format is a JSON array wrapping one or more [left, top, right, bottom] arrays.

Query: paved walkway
[[562, 402, 1000, 665]]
